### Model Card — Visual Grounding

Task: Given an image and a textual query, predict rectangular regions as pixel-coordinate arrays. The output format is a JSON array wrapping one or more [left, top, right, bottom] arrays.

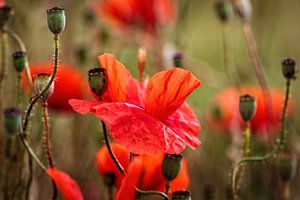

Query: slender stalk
[[42, 101, 57, 200], [25, 155, 33, 200], [101, 120, 125, 175], [242, 122, 251, 157], [278, 79, 291, 150], [281, 182, 290, 200], [5, 27, 33, 89], [0, 30, 7, 93], [107, 186, 113, 200], [3, 136, 13, 200], [165, 181, 170, 195], [221, 23, 232, 84], [15, 73, 21, 106], [136, 187, 169, 200]]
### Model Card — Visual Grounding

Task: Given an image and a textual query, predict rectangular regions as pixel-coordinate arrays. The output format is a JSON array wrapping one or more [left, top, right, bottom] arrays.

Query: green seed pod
[[173, 52, 183, 68], [162, 154, 182, 182], [12, 51, 28, 72], [214, 0, 233, 22], [239, 94, 256, 122], [277, 151, 297, 182], [0, 5, 14, 29], [33, 73, 54, 100], [172, 190, 192, 200], [3, 107, 21, 134], [88, 68, 108, 98], [281, 58, 297, 80], [47, 7, 66, 35]]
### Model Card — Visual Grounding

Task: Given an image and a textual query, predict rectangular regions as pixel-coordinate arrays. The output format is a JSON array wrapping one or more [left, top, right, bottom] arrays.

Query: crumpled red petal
[[91, 102, 186, 154], [145, 68, 201, 121], [68, 99, 100, 114], [115, 157, 143, 200], [165, 102, 201, 149], [47, 168, 83, 200], [98, 54, 130, 102], [95, 144, 130, 188]]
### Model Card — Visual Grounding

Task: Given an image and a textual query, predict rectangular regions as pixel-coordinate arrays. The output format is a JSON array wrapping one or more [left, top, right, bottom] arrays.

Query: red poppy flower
[[47, 168, 83, 200], [115, 154, 190, 200], [95, 143, 130, 188], [22, 63, 88, 113], [69, 54, 201, 154], [96, 0, 175, 33], [205, 87, 294, 137]]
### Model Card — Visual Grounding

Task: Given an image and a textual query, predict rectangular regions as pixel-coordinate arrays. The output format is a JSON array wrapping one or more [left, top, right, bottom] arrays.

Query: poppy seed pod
[[281, 58, 297, 80], [12, 51, 28, 72], [173, 52, 183, 67], [47, 7, 66, 35], [162, 154, 182, 182], [277, 151, 297, 182], [3, 107, 21, 134], [103, 173, 115, 188], [88, 68, 108, 98], [172, 190, 192, 200], [214, 0, 233, 22], [0, 5, 14, 29], [33, 73, 54, 101], [239, 94, 256, 122]]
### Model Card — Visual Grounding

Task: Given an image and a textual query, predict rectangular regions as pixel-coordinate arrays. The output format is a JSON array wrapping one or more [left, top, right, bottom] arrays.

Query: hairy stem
[[165, 181, 170, 195], [136, 187, 169, 200]]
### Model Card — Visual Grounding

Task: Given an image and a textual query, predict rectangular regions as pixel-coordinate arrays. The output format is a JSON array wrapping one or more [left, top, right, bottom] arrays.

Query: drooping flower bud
[[162, 154, 182, 182], [172, 190, 192, 200], [0, 5, 14, 29], [47, 7, 66, 35], [103, 173, 115, 188], [3, 107, 21, 134], [173, 52, 183, 67], [281, 58, 297, 80], [12, 51, 28, 73], [88, 68, 108, 98], [138, 48, 147, 80], [277, 151, 297, 182], [232, 0, 252, 22], [33, 73, 54, 101], [214, 0, 233, 22], [239, 94, 256, 121]]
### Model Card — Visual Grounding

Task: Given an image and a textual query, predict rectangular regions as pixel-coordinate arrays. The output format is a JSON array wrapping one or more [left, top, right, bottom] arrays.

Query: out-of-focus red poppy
[[115, 154, 189, 200], [47, 168, 83, 200], [205, 87, 294, 137], [95, 143, 130, 188], [0, 1, 5, 7], [22, 63, 88, 113], [96, 0, 176, 33], [69, 54, 201, 154]]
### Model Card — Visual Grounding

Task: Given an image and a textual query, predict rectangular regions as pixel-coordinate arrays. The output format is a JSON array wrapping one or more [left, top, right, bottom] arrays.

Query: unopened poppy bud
[[0, 5, 13, 29], [162, 154, 182, 182], [33, 73, 54, 100], [239, 94, 256, 121], [173, 52, 183, 67], [277, 151, 297, 182], [47, 7, 66, 35], [281, 58, 297, 80], [138, 48, 147, 79], [103, 173, 115, 188], [88, 68, 107, 98], [172, 190, 192, 200], [232, 0, 252, 21], [3, 107, 21, 134], [12, 51, 28, 72], [214, 0, 233, 22]]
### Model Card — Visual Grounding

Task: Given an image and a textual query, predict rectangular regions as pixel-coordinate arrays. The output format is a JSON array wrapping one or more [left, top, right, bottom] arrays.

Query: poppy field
[[0, 0, 299, 199]]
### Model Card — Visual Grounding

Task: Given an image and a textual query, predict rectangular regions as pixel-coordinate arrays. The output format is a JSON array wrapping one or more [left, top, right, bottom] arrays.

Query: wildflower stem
[[15, 73, 21, 106], [3, 136, 13, 199], [136, 187, 169, 200], [25, 155, 33, 200], [42, 101, 57, 200], [221, 23, 232, 84], [101, 120, 125, 175], [165, 181, 170, 195], [278, 79, 291, 150], [242, 122, 251, 157], [5, 28, 33, 89]]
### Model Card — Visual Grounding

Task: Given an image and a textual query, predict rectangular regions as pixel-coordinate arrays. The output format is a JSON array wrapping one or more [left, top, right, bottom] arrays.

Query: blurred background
[[1, 0, 300, 199]]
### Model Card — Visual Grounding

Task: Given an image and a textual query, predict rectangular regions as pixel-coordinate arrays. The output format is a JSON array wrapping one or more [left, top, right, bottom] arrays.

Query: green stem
[[242, 122, 251, 157], [278, 79, 291, 150], [165, 181, 170, 195], [25, 155, 33, 200], [3, 136, 13, 199], [15, 73, 21, 106], [101, 120, 125, 175], [136, 187, 169, 200]]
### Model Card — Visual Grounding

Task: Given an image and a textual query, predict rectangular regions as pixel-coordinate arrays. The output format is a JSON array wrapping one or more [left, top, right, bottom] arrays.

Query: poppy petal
[[126, 76, 146, 107], [115, 157, 144, 200], [69, 99, 100, 114], [145, 68, 201, 121], [91, 102, 186, 154], [47, 168, 83, 200], [98, 54, 130, 102], [165, 102, 201, 149]]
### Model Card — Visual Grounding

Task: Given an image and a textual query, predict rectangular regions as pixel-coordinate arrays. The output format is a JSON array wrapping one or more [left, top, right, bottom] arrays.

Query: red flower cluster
[[70, 54, 201, 154], [47, 168, 83, 200], [22, 63, 88, 113], [96, 0, 176, 33], [205, 87, 294, 137], [96, 144, 189, 200]]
